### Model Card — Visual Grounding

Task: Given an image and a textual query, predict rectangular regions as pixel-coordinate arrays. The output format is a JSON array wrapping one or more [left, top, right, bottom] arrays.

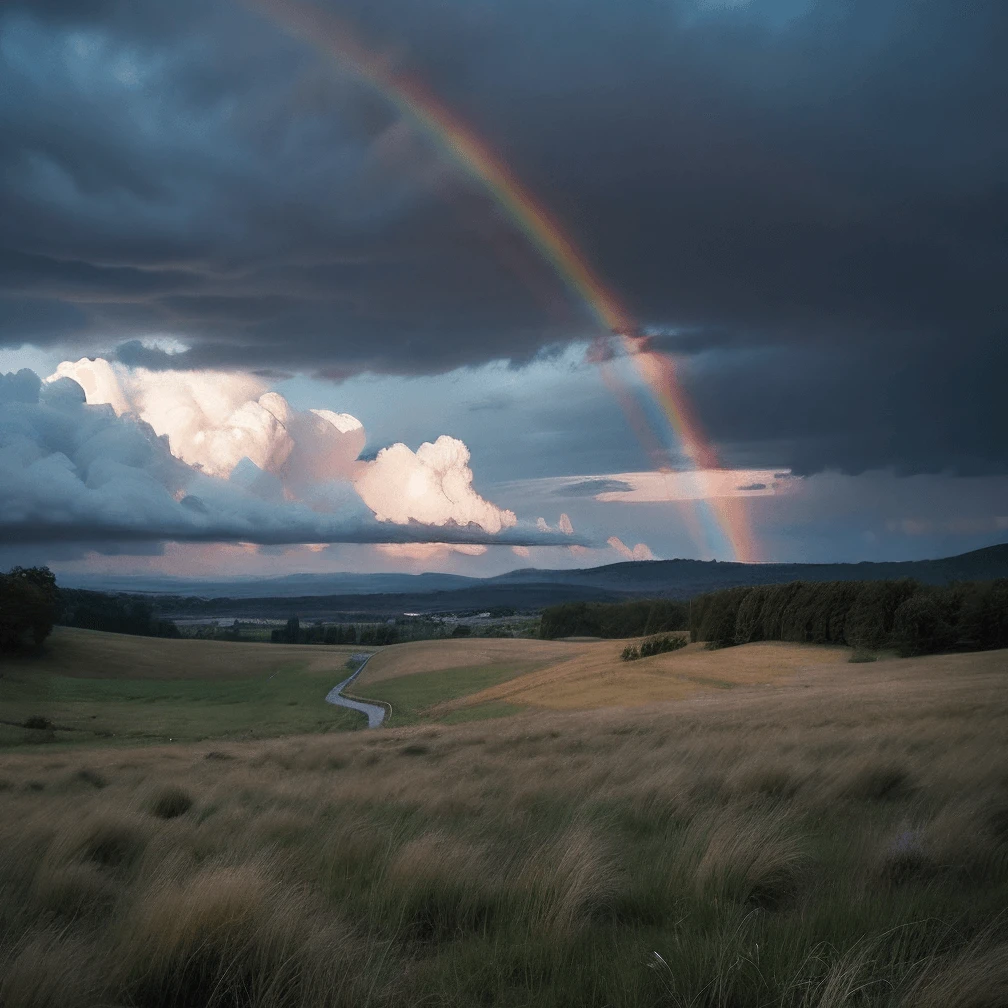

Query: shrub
[[849, 649, 878, 663], [621, 635, 686, 661], [23, 716, 52, 730]]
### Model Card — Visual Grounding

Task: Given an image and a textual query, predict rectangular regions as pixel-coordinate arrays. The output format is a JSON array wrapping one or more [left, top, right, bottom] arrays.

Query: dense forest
[[539, 598, 689, 639], [57, 588, 181, 639], [688, 578, 1008, 655]]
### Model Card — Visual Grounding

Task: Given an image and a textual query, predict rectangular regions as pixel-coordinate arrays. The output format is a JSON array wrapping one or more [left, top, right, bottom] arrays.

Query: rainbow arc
[[245, 0, 757, 561]]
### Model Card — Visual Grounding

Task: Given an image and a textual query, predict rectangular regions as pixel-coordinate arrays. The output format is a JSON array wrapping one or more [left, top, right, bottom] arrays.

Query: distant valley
[[61, 543, 1008, 620]]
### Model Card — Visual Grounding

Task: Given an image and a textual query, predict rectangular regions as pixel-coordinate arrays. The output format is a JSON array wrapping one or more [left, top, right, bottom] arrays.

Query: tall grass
[[1, 654, 1007, 1007]]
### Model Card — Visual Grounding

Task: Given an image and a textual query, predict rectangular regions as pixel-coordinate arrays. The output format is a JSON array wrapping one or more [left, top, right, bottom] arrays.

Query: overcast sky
[[1, 0, 1005, 577]]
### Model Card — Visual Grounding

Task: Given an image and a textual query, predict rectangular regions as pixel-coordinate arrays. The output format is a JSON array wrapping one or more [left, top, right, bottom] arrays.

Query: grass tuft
[[399, 743, 431, 757], [53, 812, 149, 869], [147, 785, 194, 820], [836, 761, 913, 802], [692, 811, 810, 909], [69, 768, 107, 789], [33, 862, 119, 920]]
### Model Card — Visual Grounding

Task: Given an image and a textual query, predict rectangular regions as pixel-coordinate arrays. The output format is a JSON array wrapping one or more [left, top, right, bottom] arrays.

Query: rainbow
[[243, 0, 758, 562]]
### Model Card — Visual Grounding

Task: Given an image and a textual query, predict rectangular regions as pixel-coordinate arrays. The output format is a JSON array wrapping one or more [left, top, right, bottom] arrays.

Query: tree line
[[58, 588, 181, 639], [688, 578, 1008, 655], [270, 617, 399, 646], [539, 599, 689, 639]]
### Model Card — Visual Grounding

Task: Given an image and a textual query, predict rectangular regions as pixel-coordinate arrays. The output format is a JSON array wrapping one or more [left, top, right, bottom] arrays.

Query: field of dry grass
[[2, 646, 1007, 1007], [358, 635, 856, 718], [357, 636, 584, 684], [443, 638, 855, 711]]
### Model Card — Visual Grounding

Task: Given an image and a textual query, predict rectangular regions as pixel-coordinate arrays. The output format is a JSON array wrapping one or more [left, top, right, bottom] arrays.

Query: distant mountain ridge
[[483, 543, 1008, 594], [59, 570, 481, 598], [64, 543, 1008, 619]]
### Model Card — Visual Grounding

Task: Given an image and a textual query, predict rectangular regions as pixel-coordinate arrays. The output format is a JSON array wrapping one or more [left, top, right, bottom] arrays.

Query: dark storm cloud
[[1, 0, 1005, 476]]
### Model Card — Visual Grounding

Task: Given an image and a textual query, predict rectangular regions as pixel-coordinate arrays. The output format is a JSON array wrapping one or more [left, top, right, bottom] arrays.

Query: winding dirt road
[[324, 653, 386, 728]]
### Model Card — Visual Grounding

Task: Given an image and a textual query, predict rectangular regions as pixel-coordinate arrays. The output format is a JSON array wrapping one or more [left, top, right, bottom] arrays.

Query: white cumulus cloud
[[0, 363, 589, 551], [607, 536, 656, 561]]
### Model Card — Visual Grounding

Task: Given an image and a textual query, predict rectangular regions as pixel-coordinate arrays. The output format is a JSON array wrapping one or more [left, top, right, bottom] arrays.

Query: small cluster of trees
[[59, 589, 181, 639], [689, 578, 1008, 655], [270, 617, 399, 646], [621, 634, 687, 662], [0, 566, 58, 653], [540, 599, 688, 640]]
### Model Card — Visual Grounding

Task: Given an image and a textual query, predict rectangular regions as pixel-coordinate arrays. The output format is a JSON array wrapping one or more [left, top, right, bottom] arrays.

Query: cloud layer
[[0, 0, 1004, 480], [0, 363, 583, 548]]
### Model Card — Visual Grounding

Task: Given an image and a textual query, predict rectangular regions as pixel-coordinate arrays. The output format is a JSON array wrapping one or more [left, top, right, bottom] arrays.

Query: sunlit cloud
[[0, 361, 589, 550], [607, 536, 655, 561]]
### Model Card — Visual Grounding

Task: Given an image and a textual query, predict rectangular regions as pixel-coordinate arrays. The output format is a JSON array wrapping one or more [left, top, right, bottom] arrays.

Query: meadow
[[1, 632, 1007, 1007], [0, 627, 365, 747]]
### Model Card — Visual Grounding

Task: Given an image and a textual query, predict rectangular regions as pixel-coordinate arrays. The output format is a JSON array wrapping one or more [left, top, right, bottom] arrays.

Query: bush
[[848, 649, 878, 663], [23, 715, 53, 730], [621, 635, 687, 661]]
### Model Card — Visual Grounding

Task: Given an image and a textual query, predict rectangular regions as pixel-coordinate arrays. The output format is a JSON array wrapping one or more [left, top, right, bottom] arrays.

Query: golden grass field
[[358, 635, 855, 717], [1, 640, 1007, 1007], [356, 636, 578, 683]]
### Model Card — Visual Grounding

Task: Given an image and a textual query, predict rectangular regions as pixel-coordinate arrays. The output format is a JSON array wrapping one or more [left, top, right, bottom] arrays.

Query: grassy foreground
[[1, 649, 1007, 1007]]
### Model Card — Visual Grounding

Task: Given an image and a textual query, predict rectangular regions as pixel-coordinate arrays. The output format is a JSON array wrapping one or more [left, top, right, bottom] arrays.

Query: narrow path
[[324, 653, 387, 728]]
